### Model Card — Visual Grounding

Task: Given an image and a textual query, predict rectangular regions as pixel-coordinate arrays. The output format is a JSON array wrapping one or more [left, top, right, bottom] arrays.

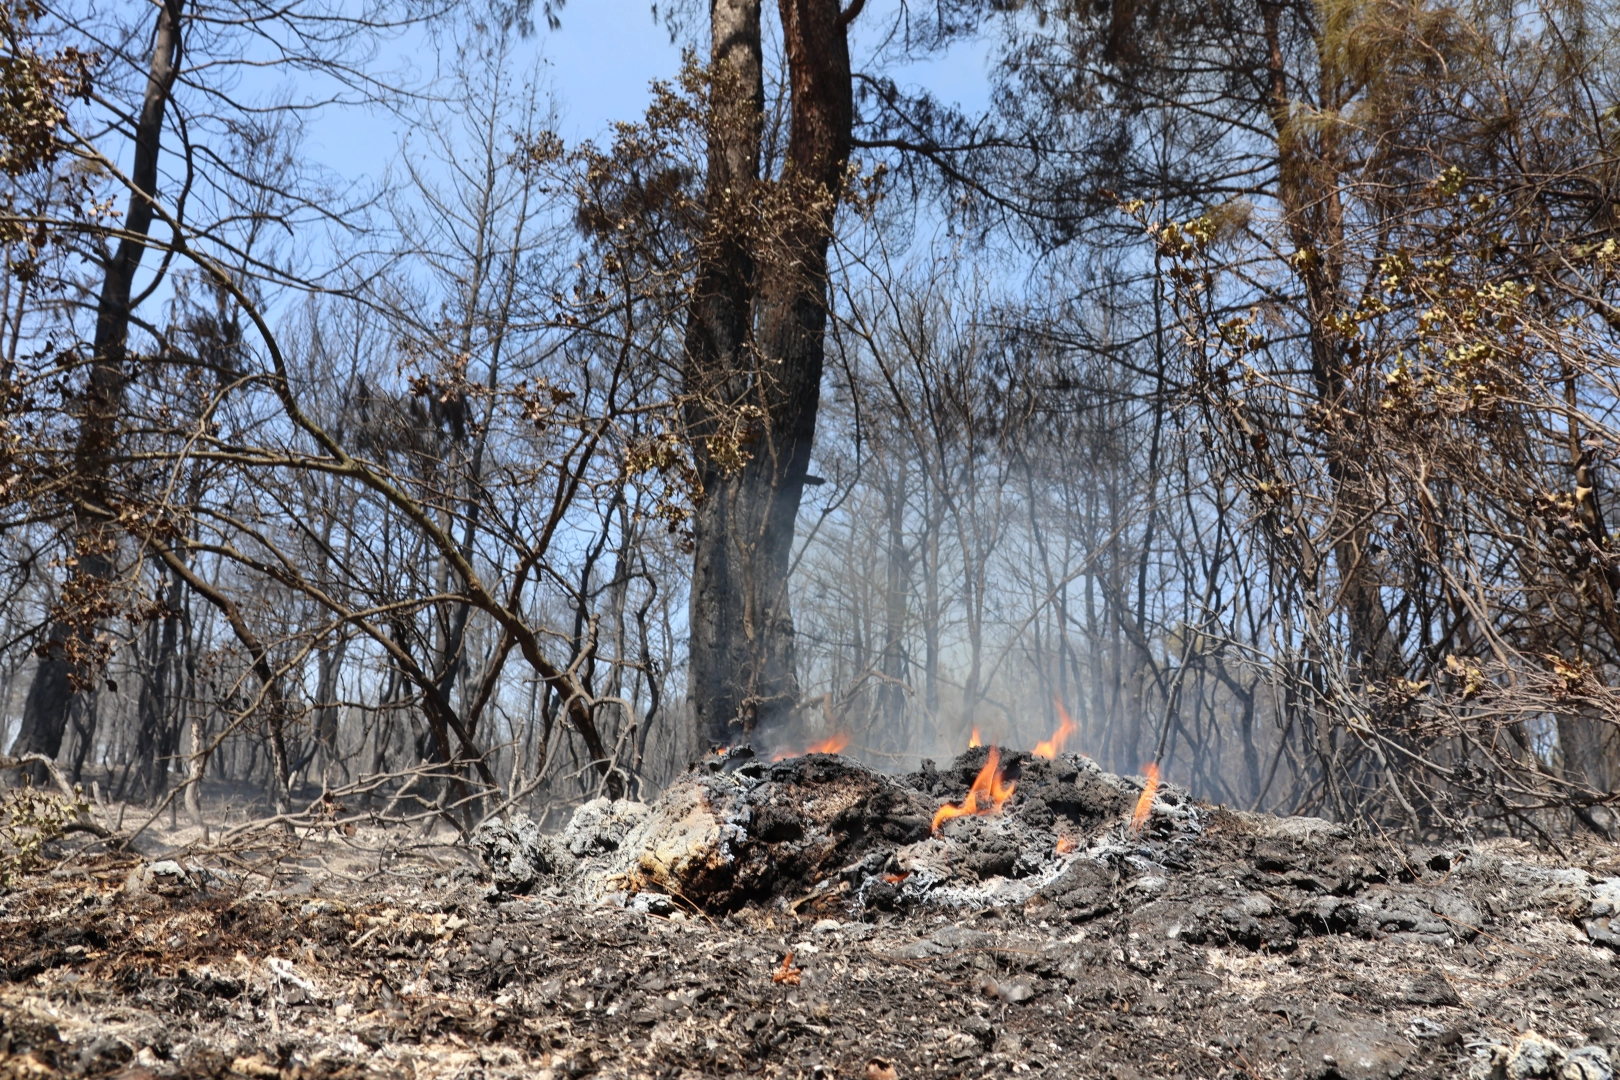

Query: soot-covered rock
[[944, 816, 1022, 880], [1299, 1005, 1413, 1080], [608, 753, 934, 911], [1038, 857, 1117, 917], [470, 816, 548, 894]]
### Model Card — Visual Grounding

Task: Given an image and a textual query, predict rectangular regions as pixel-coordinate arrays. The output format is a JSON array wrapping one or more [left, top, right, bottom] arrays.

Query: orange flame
[[770, 732, 850, 761], [968, 728, 982, 748], [1055, 834, 1078, 855], [807, 732, 850, 755], [931, 746, 1017, 834], [1032, 700, 1078, 759], [1129, 762, 1160, 834]]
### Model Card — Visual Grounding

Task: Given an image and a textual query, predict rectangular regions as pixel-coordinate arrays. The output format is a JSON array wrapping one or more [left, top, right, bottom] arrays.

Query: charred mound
[[457, 749, 1620, 1072], [471, 746, 1620, 963], [475, 749, 936, 912]]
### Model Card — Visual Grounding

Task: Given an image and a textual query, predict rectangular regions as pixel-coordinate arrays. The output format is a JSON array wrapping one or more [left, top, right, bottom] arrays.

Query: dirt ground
[[4, 759, 1620, 1080]]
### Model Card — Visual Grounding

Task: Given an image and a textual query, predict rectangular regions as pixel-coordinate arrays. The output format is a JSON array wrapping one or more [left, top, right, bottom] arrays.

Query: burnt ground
[[4, 753, 1620, 1080]]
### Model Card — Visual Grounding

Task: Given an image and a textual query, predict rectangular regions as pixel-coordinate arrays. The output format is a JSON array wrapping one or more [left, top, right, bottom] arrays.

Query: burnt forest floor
[[4, 801, 1620, 1080]]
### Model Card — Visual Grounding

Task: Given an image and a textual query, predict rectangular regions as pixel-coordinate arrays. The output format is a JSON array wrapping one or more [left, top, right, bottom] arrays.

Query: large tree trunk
[[11, 0, 184, 776], [685, 0, 857, 748], [684, 0, 773, 748]]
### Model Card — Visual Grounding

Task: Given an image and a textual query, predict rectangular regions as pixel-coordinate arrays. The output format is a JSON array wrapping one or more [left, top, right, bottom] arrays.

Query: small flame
[[1055, 834, 1077, 855], [968, 727, 981, 748], [771, 732, 851, 761], [1033, 699, 1078, 759], [1129, 762, 1160, 834], [807, 732, 850, 755], [931, 746, 1018, 834]]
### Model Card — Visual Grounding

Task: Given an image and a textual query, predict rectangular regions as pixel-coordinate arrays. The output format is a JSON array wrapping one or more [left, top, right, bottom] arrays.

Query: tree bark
[[877, 457, 910, 742], [11, 0, 184, 775], [129, 564, 183, 801], [684, 0, 765, 749], [686, 0, 860, 747]]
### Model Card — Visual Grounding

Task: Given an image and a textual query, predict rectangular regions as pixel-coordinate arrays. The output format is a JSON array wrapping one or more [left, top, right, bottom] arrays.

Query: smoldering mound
[[474, 745, 1480, 955]]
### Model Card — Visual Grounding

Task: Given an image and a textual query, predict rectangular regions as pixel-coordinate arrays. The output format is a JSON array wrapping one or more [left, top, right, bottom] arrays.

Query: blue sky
[[544, 0, 994, 141], [300, 0, 995, 182]]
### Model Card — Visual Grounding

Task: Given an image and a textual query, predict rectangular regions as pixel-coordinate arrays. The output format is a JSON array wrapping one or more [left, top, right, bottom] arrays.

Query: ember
[[1130, 761, 1160, 834], [1032, 699, 1078, 759], [1055, 834, 1078, 854], [931, 745, 1017, 833], [772, 951, 803, 985]]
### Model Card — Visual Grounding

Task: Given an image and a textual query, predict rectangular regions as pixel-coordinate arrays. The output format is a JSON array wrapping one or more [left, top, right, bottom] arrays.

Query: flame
[[807, 732, 850, 755], [968, 728, 981, 748], [931, 746, 1018, 834], [1055, 834, 1077, 855], [1032, 700, 1078, 759], [770, 732, 851, 761], [1129, 762, 1160, 834]]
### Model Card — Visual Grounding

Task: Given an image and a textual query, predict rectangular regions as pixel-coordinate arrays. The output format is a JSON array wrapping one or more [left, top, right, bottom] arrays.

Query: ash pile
[[472, 745, 1198, 917]]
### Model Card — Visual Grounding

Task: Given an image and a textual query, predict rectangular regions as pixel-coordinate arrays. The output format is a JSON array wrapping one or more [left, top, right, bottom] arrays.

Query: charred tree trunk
[[11, 0, 184, 777], [130, 564, 183, 801], [685, 0, 858, 747], [877, 457, 910, 742], [685, 0, 765, 749], [313, 633, 347, 778]]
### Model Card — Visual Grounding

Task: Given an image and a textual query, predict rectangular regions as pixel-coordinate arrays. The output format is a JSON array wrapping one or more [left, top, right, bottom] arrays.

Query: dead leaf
[[1547, 653, 1594, 694], [1445, 654, 1487, 698]]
